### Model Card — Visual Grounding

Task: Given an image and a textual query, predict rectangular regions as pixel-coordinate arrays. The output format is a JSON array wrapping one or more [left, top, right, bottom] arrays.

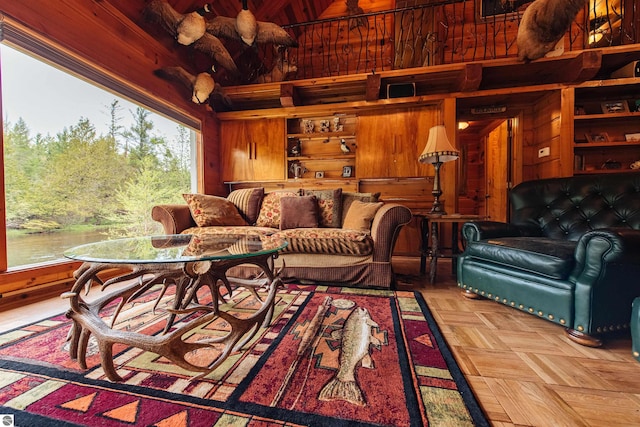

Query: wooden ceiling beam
[[454, 63, 483, 92]]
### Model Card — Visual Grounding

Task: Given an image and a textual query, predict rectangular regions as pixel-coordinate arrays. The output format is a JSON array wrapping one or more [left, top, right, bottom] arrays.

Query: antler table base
[[62, 254, 281, 382]]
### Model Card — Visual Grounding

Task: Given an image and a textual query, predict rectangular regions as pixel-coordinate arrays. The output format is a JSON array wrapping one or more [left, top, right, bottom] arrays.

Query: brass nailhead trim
[[578, 326, 584, 331], [560, 319, 566, 325], [634, 351, 639, 357], [519, 304, 524, 309], [528, 308, 534, 313], [503, 299, 507, 303], [548, 315, 554, 320], [510, 302, 515, 306], [538, 311, 543, 316]]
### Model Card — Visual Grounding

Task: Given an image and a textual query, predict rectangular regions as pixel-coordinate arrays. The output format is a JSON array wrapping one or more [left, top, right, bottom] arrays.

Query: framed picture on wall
[[342, 166, 353, 178], [477, 0, 528, 19]]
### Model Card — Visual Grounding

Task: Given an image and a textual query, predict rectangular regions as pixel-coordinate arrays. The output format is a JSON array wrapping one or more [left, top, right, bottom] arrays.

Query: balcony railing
[[270, 0, 636, 81]]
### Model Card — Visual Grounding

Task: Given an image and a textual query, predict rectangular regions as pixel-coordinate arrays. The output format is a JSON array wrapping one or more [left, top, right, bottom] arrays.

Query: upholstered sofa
[[152, 188, 412, 289], [457, 173, 640, 347]]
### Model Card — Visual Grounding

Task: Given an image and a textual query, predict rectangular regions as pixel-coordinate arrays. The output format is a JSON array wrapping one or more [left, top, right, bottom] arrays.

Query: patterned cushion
[[183, 193, 247, 227], [181, 233, 269, 256], [301, 188, 342, 227], [227, 187, 264, 225], [280, 196, 318, 229], [267, 228, 374, 255], [255, 191, 299, 228], [181, 226, 277, 237], [341, 192, 380, 226]]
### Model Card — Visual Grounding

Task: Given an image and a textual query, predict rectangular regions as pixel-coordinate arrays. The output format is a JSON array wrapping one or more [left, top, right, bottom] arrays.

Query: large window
[[1, 44, 197, 269]]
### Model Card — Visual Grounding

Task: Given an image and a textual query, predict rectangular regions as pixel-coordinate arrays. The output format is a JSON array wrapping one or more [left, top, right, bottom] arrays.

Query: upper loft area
[[99, 0, 640, 114]]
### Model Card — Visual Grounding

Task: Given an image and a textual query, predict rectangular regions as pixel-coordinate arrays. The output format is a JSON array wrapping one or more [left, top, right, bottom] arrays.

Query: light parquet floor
[[394, 257, 640, 427], [1, 257, 639, 426]]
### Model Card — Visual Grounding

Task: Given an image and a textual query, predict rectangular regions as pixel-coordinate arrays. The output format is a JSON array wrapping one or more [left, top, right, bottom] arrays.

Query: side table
[[415, 213, 481, 284]]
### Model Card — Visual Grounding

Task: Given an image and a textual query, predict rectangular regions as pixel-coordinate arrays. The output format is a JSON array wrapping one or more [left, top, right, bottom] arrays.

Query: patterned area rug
[[0, 284, 488, 426]]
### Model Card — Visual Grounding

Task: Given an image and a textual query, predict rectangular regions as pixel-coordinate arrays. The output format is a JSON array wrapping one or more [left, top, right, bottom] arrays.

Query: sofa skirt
[[228, 253, 395, 289]]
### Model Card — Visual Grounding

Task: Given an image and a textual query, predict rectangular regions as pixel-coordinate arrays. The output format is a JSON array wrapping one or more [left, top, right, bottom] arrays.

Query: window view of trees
[[4, 86, 194, 268]]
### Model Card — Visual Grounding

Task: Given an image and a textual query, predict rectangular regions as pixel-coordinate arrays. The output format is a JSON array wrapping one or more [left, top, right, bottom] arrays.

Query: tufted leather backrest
[[509, 173, 640, 241]]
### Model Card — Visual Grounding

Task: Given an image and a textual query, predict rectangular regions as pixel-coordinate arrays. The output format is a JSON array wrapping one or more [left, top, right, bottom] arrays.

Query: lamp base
[[429, 203, 447, 216]]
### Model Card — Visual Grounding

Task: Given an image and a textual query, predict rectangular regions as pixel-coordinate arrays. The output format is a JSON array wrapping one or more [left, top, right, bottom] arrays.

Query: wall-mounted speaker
[[386, 82, 416, 99], [611, 61, 640, 78]]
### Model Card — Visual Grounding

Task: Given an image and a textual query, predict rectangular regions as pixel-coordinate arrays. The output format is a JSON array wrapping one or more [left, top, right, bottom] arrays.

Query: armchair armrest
[[371, 204, 412, 262], [570, 228, 640, 283], [570, 228, 640, 333], [461, 221, 523, 242], [151, 204, 196, 234]]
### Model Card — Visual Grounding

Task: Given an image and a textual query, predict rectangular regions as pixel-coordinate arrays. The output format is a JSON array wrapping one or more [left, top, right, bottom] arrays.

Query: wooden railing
[[274, 0, 636, 80]]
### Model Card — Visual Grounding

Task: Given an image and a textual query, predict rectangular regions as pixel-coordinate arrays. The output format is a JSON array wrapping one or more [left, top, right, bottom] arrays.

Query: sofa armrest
[[371, 204, 412, 262], [461, 221, 523, 242], [151, 204, 196, 234]]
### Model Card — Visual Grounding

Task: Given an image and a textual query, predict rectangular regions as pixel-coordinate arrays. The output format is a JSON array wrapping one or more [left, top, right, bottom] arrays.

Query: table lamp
[[419, 125, 459, 215]]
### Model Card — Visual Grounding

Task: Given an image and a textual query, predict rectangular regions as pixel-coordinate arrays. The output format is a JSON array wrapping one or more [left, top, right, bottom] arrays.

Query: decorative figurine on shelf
[[289, 139, 301, 156], [289, 161, 307, 178], [631, 160, 640, 170], [340, 138, 351, 153], [319, 120, 330, 132], [332, 117, 343, 132], [301, 119, 314, 134]]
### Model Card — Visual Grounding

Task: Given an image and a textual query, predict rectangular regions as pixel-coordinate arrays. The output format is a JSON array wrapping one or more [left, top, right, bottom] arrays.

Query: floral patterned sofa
[[151, 188, 412, 289]]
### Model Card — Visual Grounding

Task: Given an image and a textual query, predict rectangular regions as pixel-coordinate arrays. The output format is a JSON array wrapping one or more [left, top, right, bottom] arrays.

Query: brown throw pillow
[[183, 194, 247, 227], [280, 196, 319, 230], [342, 200, 383, 231], [341, 192, 381, 226], [227, 187, 264, 225]]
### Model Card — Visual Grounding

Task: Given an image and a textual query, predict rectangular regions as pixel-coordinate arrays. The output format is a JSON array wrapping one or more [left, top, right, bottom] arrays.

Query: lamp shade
[[419, 125, 459, 164]]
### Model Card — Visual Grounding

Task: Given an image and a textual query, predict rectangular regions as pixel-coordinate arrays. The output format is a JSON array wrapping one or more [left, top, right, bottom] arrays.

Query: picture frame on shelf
[[342, 166, 353, 178], [624, 133, 640, 142], [601, 100, 629, 114], [585, 132, 609, 143]]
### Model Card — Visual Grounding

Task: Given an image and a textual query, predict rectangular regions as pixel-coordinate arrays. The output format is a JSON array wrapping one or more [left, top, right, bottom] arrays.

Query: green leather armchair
[[457, 173, 640, 347]]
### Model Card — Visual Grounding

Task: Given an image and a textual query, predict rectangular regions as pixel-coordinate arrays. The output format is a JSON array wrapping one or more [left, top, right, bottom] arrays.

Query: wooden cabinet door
[[221, 119, 285, 181], [357, 107, 438, 178]]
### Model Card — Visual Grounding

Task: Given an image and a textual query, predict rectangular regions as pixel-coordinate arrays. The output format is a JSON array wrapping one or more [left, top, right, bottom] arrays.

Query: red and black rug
[[0, 284, 488, 426]]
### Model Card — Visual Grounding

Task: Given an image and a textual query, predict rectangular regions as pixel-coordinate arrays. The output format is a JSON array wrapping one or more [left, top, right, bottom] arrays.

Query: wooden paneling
[[356, 106, 440, 178], [526, 91, 565, 179], [485, 121, 509, 222]]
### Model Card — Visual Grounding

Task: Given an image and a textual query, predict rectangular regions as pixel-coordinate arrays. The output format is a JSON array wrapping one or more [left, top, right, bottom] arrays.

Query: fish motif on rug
[[317, 305, 383, 406]]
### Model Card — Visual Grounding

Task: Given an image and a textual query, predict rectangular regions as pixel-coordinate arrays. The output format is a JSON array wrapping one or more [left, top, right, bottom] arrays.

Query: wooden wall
[[522, 91, 564, 180]]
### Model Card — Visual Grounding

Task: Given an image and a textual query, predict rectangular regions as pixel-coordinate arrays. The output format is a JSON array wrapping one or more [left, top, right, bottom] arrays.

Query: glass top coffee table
[[62, 233, 287, 382]]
